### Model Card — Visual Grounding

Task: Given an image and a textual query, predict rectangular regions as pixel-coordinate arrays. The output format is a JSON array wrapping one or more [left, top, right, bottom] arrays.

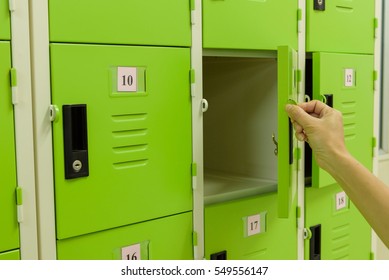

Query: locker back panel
[[202, 0, 298, 50], [0, 42, 19, 253], [305, 185, 371, 259], [306, 0, 375, 54], [0, 0, 10, 40], [312, 53, 374, 188], [50, 44, 192, 239], [205, 193, 297, 260], [48, 0, 191, 47], [57, 212, 193, 260]]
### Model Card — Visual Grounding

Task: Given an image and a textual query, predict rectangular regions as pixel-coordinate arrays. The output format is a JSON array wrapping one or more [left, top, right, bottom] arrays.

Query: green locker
[[0, 0, 10, 40], [304, 52, 374, 259], [50, 44, 192, 240], [0, 250, 20, 260], [304, 185, 371, 260], [57, 212, 193, 260], [306, 0, 375, 54], [205, 192, 297, 260], [311, 53, 374, 189], [202, 46, 298, 259], [48, 0, 191, 47], [202, 0, 299, 50], [0, 42, 19, 256]]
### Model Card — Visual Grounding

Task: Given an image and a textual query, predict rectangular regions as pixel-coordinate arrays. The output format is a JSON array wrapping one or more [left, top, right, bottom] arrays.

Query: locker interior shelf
[[204, 169, 277, 205]]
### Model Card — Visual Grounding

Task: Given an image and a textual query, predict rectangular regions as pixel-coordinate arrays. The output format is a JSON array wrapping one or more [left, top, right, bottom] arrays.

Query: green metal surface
[[50, 44, 192, 239], [304, 184, 371, 259], [202, 0, 298, 50], [205, 192, 297, 260], [312, 53, 374, 188], [277, 46, 298, 218], [0, 1, 10, 40], [0, 249, 20, 260], [48, 0, 191, 47], [57, 212, 193, 260], [306, 0, 375, 54], [0, 42, 19, 253]]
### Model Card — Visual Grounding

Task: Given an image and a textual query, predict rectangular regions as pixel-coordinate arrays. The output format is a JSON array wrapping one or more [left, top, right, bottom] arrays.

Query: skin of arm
[[285, 100, 389, 249]]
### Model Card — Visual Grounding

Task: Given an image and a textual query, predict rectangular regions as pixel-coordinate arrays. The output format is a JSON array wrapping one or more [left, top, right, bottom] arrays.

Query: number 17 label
[[247, 214, 261, 236], [117, 67, 137, 92]]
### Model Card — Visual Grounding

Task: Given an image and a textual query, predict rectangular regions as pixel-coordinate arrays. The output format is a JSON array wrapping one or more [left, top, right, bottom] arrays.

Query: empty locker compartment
[[306, 0, 375, 54], [0, 0, 10, 40], [0, 42, 20, 259], [202, 0, 298, 51], [56, 212, 193, 260], [48, 0, 191, 47], [203, 46, 298, 218]]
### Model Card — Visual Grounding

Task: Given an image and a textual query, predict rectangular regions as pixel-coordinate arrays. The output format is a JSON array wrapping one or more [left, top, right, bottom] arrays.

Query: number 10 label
[[117, 67, 137, 92]]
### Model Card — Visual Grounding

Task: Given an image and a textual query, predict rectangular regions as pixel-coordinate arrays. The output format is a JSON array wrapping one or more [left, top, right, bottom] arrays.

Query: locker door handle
[[63, 104, 89, 179], [321, 94, 333, 108], [309, 224, 321, 260]]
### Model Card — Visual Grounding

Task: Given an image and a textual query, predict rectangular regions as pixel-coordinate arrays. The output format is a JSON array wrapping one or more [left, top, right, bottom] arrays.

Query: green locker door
[[0, 0, 10, 40], [48, 0, 191, 47], [306, 0, 375, 54], [278, 46, 298, 218], [312, 53, 374, 189], [0, 42, 19, 256], [50, 44, 192, 239], [202, 0, 298, 50], [57, 212, 193, 260]]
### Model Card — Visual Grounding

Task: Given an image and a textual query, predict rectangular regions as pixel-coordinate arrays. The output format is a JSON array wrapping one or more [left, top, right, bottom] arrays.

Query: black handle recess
[[309, 224, 321, 260], [324, 94, 333, 108], [63, 104, 89, 179]]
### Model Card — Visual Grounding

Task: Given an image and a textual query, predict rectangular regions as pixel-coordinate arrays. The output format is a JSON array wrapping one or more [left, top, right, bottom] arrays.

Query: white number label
[[247, 214, 261, 236], [344, 68, 355, 87], [117, 67, 137, 92], [121, 243, 141, 260], [336, 191, 347, 210]]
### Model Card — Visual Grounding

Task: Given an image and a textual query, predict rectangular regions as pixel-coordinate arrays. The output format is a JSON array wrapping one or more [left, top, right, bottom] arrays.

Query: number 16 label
[[121, 243, 141, 260], [117, 67, 137, 92]]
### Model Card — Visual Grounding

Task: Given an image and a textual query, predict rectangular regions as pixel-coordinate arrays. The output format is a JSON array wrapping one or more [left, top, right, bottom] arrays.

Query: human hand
[[285, 100, 348, 173]]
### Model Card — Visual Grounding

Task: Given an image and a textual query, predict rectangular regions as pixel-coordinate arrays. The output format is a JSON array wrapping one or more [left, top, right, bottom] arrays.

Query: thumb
[[285, 104, 313, 127]]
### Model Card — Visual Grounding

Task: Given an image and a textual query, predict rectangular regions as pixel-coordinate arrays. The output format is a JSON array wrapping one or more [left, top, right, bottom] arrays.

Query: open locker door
[[277, 46, 298, 218]]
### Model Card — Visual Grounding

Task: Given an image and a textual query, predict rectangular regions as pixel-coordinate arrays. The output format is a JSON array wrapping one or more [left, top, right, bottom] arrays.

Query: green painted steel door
[[48, 0, 191, 47], [304, 185, 371, 260], [0, 0, 10, 40], [278, 46, 298, 218], [0, 42, 19, 256], [205, 192, 297, 260], [203, 0, 298, 50], [50, 44, 192, 239], [0, 249, 20, 260], [202, 0, 298, 50], [306, 0, 375, 54], [311, 52, 374, 189], [57, 212, 193, 260]]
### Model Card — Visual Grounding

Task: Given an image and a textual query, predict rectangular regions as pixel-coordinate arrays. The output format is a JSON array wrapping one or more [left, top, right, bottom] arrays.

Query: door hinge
[[10, 68, 18, 104], [8, 0, 16, 12], [190, 69, 196, 97], [295, 69, 302, 94], [372, 137, 377, 157], [297, 9, 302, 33], [373, 70, 378, 91], [191, 162, 198, 177], [193, 231, 198, 247], [370, 252, 375, 260], [294, 147, 301, 170], [374, 18, 378, 39], [16, 186, 23, 222], [190, 0, 196, 25]]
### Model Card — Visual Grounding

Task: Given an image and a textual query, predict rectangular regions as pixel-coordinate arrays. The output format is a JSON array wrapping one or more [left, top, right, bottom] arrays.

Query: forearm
[[326, 151, 389, 248]]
